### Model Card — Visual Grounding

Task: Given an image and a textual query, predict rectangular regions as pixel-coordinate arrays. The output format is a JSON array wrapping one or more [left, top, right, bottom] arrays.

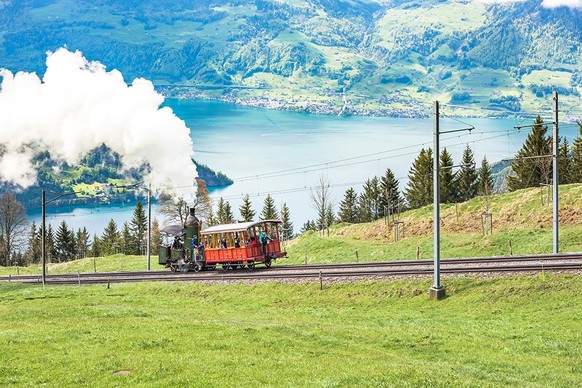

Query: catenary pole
[[553, 91, 559, 253], [147, 183, 152, 271], [430, 101, 445, 299], [41, 190, 46, 287]]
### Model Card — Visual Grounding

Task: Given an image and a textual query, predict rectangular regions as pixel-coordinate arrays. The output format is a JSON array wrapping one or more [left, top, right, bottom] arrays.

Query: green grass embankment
[[0, 275, 580, 386]]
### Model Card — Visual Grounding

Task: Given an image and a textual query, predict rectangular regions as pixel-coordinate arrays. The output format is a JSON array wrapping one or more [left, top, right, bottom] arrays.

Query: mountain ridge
[[1, 0, 581, 117]]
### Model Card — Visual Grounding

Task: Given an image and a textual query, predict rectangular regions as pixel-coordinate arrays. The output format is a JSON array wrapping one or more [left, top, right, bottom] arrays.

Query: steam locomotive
[[158, 208, 287, 272]]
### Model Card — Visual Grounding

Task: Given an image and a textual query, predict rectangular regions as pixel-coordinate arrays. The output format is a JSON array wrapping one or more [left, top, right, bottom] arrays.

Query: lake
[[29, 99, 580, 237]]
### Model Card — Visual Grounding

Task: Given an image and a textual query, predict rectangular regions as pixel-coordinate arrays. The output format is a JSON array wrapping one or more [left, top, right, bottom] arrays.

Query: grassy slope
[[0, 275, 580, 386], [284, 184, 582, 264]]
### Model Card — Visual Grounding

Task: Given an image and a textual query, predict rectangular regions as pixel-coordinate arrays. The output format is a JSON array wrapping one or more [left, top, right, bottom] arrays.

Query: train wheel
[[193, 263, 201, 272], [264, 258, 272, 268], [170, 264, 177, 272], [248, 263, 255, 270]]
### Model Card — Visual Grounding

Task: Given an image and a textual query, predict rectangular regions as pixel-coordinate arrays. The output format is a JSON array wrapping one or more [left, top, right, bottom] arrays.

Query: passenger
[[221, 238, 227, 249], [247, 236, 256, 245], [234, 235, 241, 248], [172, 236, 183, 250], [258, 230, 272, 256]]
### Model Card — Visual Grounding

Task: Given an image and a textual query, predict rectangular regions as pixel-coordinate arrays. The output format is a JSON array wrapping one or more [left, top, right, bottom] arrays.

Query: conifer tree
[[76, 227, 91, 259], [558, 137, 571, 184], [130, 201, 147, 255], [280, 202, 293, 240], [571, 122, 582, 183], [120, 222, 133, 255], [216, 197, 235, 224], [477, 156, 494, 196], [55, 220, 74, 262], [338, 188, 359, 223], [26, 222, 41, 264], [358, 177, 381, 222], [46, 224, 56, 263], [91, 234, 101, 258], [239, 194, 256, 222], [455, 145, 478, 202], [507, 116, 552, 191], [300, 220, 316, 234], [439, 148, 456, 203], [380, 168, 401, 217], [206, 208, 217, 227], [260, 194, 278, 220], [101, 219, 120, 256], [405, 148, 433, 209]]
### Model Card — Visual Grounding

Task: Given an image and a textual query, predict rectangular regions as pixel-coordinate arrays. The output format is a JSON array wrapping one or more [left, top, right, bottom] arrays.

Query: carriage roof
[[201, 220, 282, 235]]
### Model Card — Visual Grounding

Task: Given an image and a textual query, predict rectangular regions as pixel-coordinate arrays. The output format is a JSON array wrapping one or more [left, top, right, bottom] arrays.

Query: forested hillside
[[1, 0, 581, 117]]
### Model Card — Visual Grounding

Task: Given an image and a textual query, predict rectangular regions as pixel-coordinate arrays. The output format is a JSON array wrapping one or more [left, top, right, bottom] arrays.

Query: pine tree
[[120, 222, 133, 255], [26, 222, 41, 264], [380, 168, 401, 217], [455, 145, 478, 202], [130, 201, 147, 255], [239, 194, 256, 222], [358, 177, 381, 222], [260, 194, 278, 220], [405, 148, 433, 209], [439, 148, 456, 203], [558, 137, 571, 184], [46, 224, 56, 263], [300, 220, 316, 234], [280, 202, 293, 240], [216, 197, 235, 224], [477, 156, 494, 196], [571, 122, 582, 183], [91, 234, 101, 258], [75, 227, 91, 259], [338, 188, 359, 223], [507, 116, 552, 191], [101, 219, 120, 256], [206, 208, 217, 227], [55, 220, 74, 262]]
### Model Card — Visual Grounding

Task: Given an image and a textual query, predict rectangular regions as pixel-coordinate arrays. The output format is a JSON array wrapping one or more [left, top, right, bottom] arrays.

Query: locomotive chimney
[[186, 207, 200, 226]]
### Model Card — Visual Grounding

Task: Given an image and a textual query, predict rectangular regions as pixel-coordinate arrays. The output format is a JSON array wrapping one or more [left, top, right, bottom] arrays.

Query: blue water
[[29, 99, 580, 237]]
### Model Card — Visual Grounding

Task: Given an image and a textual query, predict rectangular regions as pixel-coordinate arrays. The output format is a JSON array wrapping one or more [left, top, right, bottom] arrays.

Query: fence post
[[508, 240, 513, 256], [319, 270, 323, 290], [304, 253, 307, 265], [355, 251, 359, 262], [416, 246, 420, 260], [93, 257, 96, 273]]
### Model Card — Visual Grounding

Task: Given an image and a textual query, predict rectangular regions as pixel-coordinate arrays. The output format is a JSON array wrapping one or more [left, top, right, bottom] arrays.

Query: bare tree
[[0, 192, 28, 266], [156, 178, 212, 226], [309, 175, 334, 236]]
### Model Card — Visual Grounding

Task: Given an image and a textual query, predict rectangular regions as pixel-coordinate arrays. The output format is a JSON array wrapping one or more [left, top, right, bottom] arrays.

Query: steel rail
[[3, 252, 582, 283], [4, 261, 582, 286]]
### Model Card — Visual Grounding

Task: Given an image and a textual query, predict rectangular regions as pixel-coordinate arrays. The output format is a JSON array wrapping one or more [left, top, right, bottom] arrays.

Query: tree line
[[302, 117, 582, 232]]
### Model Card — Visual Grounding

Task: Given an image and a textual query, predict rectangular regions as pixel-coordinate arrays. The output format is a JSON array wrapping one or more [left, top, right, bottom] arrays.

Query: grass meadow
[[1, 274, 581, 386]]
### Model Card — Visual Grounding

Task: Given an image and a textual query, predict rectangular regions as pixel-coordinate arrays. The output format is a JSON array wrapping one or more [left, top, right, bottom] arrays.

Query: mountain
[[0, 0, 581, 117]]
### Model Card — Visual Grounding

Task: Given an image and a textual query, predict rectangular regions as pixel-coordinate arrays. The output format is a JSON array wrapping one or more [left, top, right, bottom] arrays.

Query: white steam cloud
[[479, 0, 582, 8], [0, 48, 197, 198]]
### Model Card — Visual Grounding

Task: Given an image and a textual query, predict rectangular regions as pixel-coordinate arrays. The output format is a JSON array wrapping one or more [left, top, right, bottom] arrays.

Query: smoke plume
[[0, 48, 197, 198]]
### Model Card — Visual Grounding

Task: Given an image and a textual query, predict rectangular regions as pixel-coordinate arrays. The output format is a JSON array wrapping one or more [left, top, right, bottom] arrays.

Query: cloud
[[479, 0, 582, 8], [541, 0, 582, 8], [0, 48, 198, 199]]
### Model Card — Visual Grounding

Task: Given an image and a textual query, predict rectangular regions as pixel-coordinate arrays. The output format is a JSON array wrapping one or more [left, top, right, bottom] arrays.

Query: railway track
[[2, 253, 581, 286]]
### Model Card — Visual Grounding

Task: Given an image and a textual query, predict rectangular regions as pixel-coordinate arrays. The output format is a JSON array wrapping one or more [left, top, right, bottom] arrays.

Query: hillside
[[1, 144, 232, 210], [0, 0, 581, 117], [285, 183, 582, 264]]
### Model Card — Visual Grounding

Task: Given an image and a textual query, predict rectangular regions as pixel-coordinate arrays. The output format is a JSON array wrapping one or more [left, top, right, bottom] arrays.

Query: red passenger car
[[201, 219, 287, 269]]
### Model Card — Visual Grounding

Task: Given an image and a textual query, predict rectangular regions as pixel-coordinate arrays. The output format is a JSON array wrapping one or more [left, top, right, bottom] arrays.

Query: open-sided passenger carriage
[[201, 219, 286, 270], [158, 207, 286, 272]]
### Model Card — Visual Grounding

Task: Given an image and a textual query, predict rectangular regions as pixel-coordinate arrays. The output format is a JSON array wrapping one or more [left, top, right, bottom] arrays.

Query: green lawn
[[0, 274, 580, 386]]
